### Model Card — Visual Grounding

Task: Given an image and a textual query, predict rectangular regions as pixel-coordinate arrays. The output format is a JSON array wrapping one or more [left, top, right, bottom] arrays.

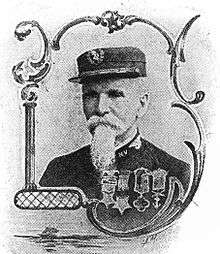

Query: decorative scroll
[[52, 10, 173, 54], [170, 15, 205, 104], [12, 10, 206, 238], [12, 20, 51, 102]]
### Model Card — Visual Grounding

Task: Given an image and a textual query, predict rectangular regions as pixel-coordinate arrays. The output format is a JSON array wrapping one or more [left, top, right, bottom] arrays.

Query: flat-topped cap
[[68, 47, 146, 83]]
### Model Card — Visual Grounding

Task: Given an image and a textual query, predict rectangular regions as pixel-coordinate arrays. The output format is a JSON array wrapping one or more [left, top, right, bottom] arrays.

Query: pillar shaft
[[24, 102, 37, 189]]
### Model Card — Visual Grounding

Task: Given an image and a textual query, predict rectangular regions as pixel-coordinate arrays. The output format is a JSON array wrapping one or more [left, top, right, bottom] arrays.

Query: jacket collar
[[115, 129, 141, 158]]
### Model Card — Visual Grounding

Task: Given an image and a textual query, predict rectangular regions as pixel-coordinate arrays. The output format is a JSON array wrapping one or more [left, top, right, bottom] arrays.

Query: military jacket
[[39, 134, 191, 201]]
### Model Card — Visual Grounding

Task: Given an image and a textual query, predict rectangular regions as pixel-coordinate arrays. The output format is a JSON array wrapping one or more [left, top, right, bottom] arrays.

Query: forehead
[[82, 78, 138, 93]]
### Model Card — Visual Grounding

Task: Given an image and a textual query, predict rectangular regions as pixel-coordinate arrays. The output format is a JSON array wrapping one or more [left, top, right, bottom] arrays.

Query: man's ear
[[137, 94, 149, 118]]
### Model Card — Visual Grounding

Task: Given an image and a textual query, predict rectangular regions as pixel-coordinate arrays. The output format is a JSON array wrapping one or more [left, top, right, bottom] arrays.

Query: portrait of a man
[[4, 1, 215, 252], [39, 46, 190, 200]]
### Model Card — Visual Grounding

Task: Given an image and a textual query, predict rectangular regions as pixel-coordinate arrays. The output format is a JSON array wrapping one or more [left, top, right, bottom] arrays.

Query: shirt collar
[[115, 129, 141, 157], [115, 129, 138, 150]]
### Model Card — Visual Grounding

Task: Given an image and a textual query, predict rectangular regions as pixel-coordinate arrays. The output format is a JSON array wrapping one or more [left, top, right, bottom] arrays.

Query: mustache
[[87, 115, 123, 132]]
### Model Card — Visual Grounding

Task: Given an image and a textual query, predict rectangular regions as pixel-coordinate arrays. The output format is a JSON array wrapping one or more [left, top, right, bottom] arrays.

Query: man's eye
[[108, 90, 125, 98], [83, 91, 98, 99]]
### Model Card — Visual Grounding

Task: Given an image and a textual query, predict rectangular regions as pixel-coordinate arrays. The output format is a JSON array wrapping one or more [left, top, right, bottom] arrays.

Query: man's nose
[[97, 93, 110, 116]]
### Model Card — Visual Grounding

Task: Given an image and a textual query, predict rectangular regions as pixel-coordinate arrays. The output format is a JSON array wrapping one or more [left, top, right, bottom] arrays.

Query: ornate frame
[[12, 10, 205, 237]]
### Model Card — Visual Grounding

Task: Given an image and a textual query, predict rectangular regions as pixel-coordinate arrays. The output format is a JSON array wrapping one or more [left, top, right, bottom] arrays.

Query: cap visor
[[68, 68, 141, 83]]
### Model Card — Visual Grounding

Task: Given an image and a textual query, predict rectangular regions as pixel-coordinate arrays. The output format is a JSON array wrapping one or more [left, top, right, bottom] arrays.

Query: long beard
[[90, 124, 117, 173]]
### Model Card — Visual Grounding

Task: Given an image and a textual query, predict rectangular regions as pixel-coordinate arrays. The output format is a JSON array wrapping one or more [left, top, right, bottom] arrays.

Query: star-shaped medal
[[112, 196, 131, 215]]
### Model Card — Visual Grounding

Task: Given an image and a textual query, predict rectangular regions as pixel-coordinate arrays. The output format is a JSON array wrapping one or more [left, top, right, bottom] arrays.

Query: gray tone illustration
[[9, 8, 210, 254]]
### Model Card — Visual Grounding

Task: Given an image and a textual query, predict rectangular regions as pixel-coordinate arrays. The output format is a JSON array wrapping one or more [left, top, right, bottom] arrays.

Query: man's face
[[82, 78, 147, 139]]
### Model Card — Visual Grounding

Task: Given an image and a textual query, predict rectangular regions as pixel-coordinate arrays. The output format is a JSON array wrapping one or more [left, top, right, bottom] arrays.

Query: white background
[[0, 0, 220, 253]]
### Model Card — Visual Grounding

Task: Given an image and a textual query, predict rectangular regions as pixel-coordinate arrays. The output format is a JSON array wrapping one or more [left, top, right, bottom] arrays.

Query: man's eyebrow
[[107, 89, 125, 97], [83, 89, 98, 95]]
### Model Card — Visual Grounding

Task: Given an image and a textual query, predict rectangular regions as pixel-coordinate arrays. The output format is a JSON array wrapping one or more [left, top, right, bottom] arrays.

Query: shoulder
[[141, 138, 189, 168], [53, 145, 90, 164], [46, 144, 91, 170], [39, 145, 91, 187]]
